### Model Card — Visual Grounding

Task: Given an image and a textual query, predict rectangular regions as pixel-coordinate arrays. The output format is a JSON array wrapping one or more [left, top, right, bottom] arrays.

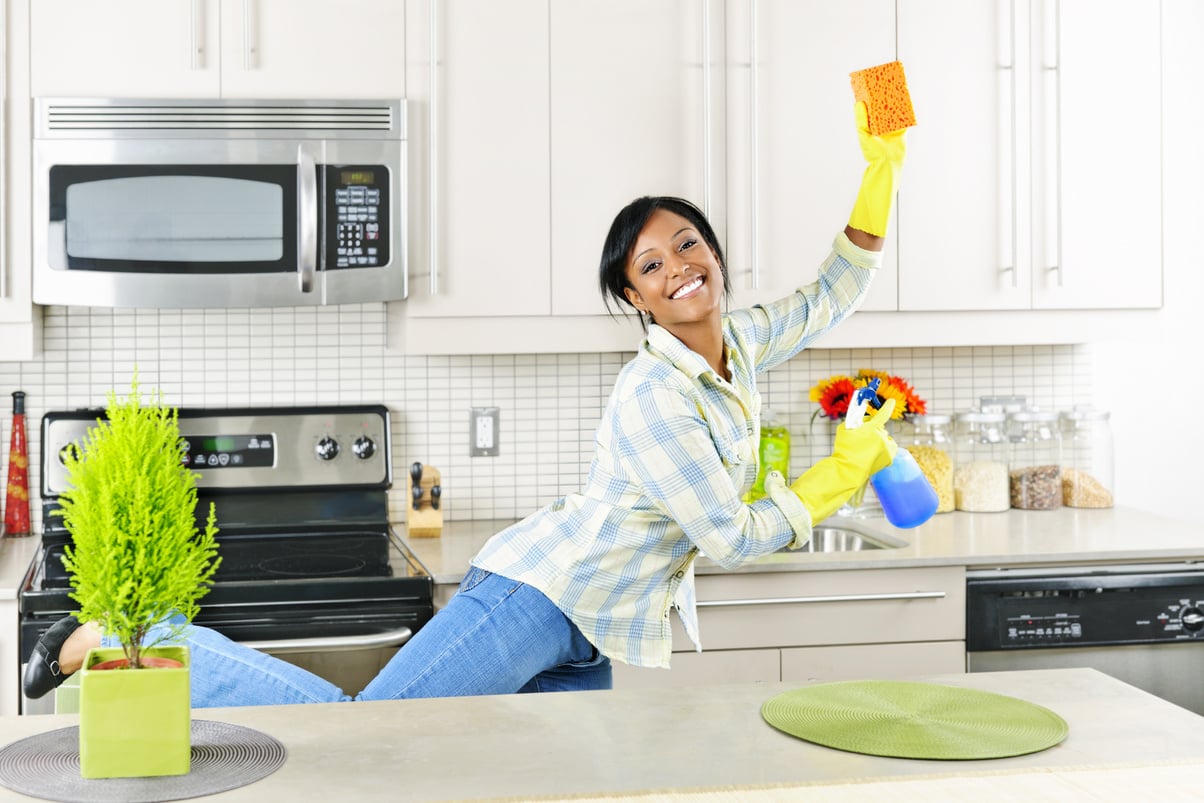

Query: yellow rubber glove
[[847, 102, 908, 238], [789, 398, 899, 524]]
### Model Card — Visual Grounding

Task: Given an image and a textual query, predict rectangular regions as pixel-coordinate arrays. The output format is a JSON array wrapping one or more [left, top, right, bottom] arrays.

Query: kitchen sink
[[780, 522, 907, 553]]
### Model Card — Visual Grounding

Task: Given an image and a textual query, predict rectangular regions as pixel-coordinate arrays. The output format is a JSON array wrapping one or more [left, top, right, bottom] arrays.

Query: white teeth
[[672, 277, 703, 299]]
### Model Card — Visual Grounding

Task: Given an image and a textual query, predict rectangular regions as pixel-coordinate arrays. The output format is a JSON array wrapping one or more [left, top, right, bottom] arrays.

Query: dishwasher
[[966, 563, 1204, 715]]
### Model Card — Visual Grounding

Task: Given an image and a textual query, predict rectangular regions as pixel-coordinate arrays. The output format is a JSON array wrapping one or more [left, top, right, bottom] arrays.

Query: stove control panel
[[967, 568, 1204, 651], [42, 405, 392, 494]]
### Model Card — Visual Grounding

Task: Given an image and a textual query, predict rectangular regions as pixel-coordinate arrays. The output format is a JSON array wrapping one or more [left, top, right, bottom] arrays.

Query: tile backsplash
[[0, 304, 1093, 532]]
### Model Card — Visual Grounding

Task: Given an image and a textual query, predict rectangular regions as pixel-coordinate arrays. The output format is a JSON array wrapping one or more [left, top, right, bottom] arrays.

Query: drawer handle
[[697, 591, 946, 608], [241, 626, 413, 654]]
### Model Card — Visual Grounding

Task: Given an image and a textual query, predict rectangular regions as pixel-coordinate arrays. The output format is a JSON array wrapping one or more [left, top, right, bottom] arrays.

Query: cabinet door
[[404, 0, 550, 319], [549, 1, 720, 317], [781, 641, 966, 684], [899, 0, 1162, 312], [726, 0, 898, 314], [611, 648, 780, 690], [219, 0, 406, 98], [897, 0, 1030, 311], [1030, 0, 1161, 309], [31, 0, 220, 97]]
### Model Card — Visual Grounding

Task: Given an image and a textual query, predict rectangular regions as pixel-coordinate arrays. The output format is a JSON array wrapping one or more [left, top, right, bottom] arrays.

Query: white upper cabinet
[[401, 0, 550, 320], [1, 0, 37, 360], [724, 0, 898, 313], [31, 0, 406, 99], [32, 1, 221, 97], [549, 0, 720, 318], [897, 0, 1161, 311]]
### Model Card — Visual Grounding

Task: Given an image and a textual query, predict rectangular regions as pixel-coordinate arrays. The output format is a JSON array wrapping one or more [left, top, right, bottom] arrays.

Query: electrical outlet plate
[[470, 407, 500, 457]]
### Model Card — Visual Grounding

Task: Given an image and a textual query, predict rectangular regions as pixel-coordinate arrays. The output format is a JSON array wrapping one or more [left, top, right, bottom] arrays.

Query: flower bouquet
[[809, 369, 927, 425]]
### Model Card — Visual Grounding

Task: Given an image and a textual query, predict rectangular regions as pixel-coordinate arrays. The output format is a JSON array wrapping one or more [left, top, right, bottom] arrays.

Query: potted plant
[[56, 378, 220, 779]]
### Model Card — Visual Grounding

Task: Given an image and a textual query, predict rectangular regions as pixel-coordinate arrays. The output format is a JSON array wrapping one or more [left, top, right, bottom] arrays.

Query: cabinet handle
[[297, 146, 317, 293], [242, 626, 413, 654], [243, 0, 258, 70], [697, 590, 947, 608], [190, 0, 205, 70], [748, 0, 760, 289], [1000, 0, 1018, 288], [428, 0, 441, 297], [1043, 0, 1063, 287]]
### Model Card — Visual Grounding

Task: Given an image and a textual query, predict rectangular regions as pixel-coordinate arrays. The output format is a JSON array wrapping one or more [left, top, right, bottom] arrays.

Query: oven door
[[19, 542, 434, 715], [32, 98, 406, 309]]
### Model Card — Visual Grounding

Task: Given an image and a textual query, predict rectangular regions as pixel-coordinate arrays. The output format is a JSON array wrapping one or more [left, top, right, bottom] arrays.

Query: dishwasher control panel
[[967, 566, 1204, 650]]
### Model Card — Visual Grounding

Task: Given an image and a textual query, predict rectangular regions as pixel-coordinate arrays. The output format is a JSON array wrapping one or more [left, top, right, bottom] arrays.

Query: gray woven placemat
[[0, 719, 287, 802]]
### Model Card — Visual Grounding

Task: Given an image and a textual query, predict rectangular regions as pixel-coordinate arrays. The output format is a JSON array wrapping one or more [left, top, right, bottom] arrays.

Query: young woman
[[26, 102, 907, 706]]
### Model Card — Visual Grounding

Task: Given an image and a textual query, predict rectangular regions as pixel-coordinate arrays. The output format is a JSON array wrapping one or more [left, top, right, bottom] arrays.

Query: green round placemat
[[761, 680, 1068, 760]]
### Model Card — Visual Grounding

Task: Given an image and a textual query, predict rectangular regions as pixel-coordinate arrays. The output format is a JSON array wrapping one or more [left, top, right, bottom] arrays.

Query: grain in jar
[[1059, 407, 1115, 508], [903, 414, 954, 513], [952, 412, 1009, 512], [1007, 410, 1062, 510]]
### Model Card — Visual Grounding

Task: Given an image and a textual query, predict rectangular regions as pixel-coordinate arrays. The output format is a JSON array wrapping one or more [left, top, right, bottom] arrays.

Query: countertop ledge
[[399, 506, 1204, 586]]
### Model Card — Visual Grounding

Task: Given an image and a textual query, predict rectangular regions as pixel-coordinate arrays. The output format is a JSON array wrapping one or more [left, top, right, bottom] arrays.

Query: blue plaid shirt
[[472, 233, 879, 668]]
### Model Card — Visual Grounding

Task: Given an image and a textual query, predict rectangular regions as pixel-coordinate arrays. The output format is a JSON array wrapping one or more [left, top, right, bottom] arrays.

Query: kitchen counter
[[0, 668, 1199, 800], [401, 506, 1204, 588]]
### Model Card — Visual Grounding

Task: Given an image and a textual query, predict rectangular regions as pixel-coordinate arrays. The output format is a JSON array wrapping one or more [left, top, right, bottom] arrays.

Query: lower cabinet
[[612, 565, 966, 690]]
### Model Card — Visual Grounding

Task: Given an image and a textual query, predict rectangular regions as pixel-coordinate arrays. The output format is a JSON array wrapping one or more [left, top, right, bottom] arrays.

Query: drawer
[[676, 566, 965, 652], [781, 641, 966, 684], [612, 648, 780, 690]]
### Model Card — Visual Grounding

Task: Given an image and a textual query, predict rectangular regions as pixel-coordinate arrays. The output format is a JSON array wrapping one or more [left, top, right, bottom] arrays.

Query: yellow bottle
[[746, 409, 790, 502]]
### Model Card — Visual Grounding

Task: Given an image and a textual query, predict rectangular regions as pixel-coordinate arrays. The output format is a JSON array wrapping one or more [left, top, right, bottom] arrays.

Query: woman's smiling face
[[623, 209, 725, 330]]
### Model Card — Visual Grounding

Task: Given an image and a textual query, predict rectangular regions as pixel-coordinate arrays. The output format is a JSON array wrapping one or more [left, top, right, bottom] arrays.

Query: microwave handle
[[297, 146, 317, 293]]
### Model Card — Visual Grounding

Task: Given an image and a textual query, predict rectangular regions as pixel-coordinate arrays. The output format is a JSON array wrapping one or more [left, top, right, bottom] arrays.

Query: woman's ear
[[623, 286, 647, 314]]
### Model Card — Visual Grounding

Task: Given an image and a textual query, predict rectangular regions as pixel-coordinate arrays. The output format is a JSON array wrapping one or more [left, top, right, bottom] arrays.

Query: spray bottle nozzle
[[845, 377, 883, 430]]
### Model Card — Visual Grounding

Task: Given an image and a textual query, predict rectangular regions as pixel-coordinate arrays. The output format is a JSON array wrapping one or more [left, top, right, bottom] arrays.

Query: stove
[[20, 404, 433, 712]]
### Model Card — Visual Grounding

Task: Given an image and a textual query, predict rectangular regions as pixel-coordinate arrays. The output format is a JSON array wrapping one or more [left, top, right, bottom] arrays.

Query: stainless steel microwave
[[33, 98, 407, 309]]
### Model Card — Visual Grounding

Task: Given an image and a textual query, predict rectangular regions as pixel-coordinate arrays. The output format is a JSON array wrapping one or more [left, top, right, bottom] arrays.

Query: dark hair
[[598, 196, 730, 328]]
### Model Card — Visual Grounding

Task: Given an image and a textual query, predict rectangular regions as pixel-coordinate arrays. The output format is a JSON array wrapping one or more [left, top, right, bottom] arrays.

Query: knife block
[[407, 465, 443, 538]]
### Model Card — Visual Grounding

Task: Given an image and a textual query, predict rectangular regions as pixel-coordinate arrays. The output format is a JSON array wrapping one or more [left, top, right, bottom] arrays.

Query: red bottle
[[4, 391, 31, 536]]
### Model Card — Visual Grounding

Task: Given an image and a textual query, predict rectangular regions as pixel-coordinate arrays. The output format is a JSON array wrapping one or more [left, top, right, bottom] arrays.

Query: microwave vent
[[36, 99, 404, 139]]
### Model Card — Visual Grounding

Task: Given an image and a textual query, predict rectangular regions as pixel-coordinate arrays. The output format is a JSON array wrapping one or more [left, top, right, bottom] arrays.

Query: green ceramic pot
[[78, 645, 191, 779]]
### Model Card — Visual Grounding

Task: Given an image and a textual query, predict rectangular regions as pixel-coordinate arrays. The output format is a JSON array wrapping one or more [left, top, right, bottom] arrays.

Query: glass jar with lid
[[952, 411, 1009, 512], [903, 414, 954, 513], [1006, 410, 1063, 510], [1059, 407, 1114, 508]]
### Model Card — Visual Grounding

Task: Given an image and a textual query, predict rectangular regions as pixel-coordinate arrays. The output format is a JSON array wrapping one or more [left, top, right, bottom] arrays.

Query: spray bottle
[[846, 379, 938, 529]]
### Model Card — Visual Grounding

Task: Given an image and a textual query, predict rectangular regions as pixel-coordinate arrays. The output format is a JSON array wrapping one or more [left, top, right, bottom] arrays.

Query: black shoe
[[23, 616, 84, 700]]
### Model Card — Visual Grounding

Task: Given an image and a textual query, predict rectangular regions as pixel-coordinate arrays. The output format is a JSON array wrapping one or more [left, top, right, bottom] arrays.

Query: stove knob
[[1181, 606, 1204, 632], [352, 436, 376, 460], [315, 436, 340, 461]]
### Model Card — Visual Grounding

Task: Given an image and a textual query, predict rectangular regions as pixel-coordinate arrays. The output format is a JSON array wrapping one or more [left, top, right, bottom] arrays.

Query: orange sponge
[[849, 61, 916, 135]]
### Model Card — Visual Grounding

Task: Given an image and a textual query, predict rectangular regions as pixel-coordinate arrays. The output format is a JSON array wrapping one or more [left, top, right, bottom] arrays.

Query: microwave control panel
[[326, 165, 389, 269]]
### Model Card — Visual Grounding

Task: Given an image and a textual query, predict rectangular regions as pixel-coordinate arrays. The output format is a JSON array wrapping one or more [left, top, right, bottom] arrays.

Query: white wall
[[1093, 0, 1204, 522]]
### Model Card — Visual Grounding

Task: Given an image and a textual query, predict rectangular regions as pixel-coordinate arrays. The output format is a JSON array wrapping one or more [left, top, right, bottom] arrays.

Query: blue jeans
[[111, 569, 612, 707]]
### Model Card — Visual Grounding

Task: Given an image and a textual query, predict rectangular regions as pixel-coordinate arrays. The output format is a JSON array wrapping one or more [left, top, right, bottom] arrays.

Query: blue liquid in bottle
[[871, 447, 939, 529]]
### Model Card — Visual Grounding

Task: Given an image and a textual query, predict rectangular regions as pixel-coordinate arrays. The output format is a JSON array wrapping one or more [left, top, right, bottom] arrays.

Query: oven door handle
[[297, 145, 318, 294], [241, 625, 412, 655]]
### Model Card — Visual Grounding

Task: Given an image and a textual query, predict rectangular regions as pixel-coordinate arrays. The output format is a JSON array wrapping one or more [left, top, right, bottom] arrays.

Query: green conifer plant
[[57, 378, 220, 669]]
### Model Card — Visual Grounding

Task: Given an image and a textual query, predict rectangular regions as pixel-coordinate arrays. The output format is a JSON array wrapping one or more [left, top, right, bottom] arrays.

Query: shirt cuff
[[765, 470, 814, 549], [833, 230, 883, 271]]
